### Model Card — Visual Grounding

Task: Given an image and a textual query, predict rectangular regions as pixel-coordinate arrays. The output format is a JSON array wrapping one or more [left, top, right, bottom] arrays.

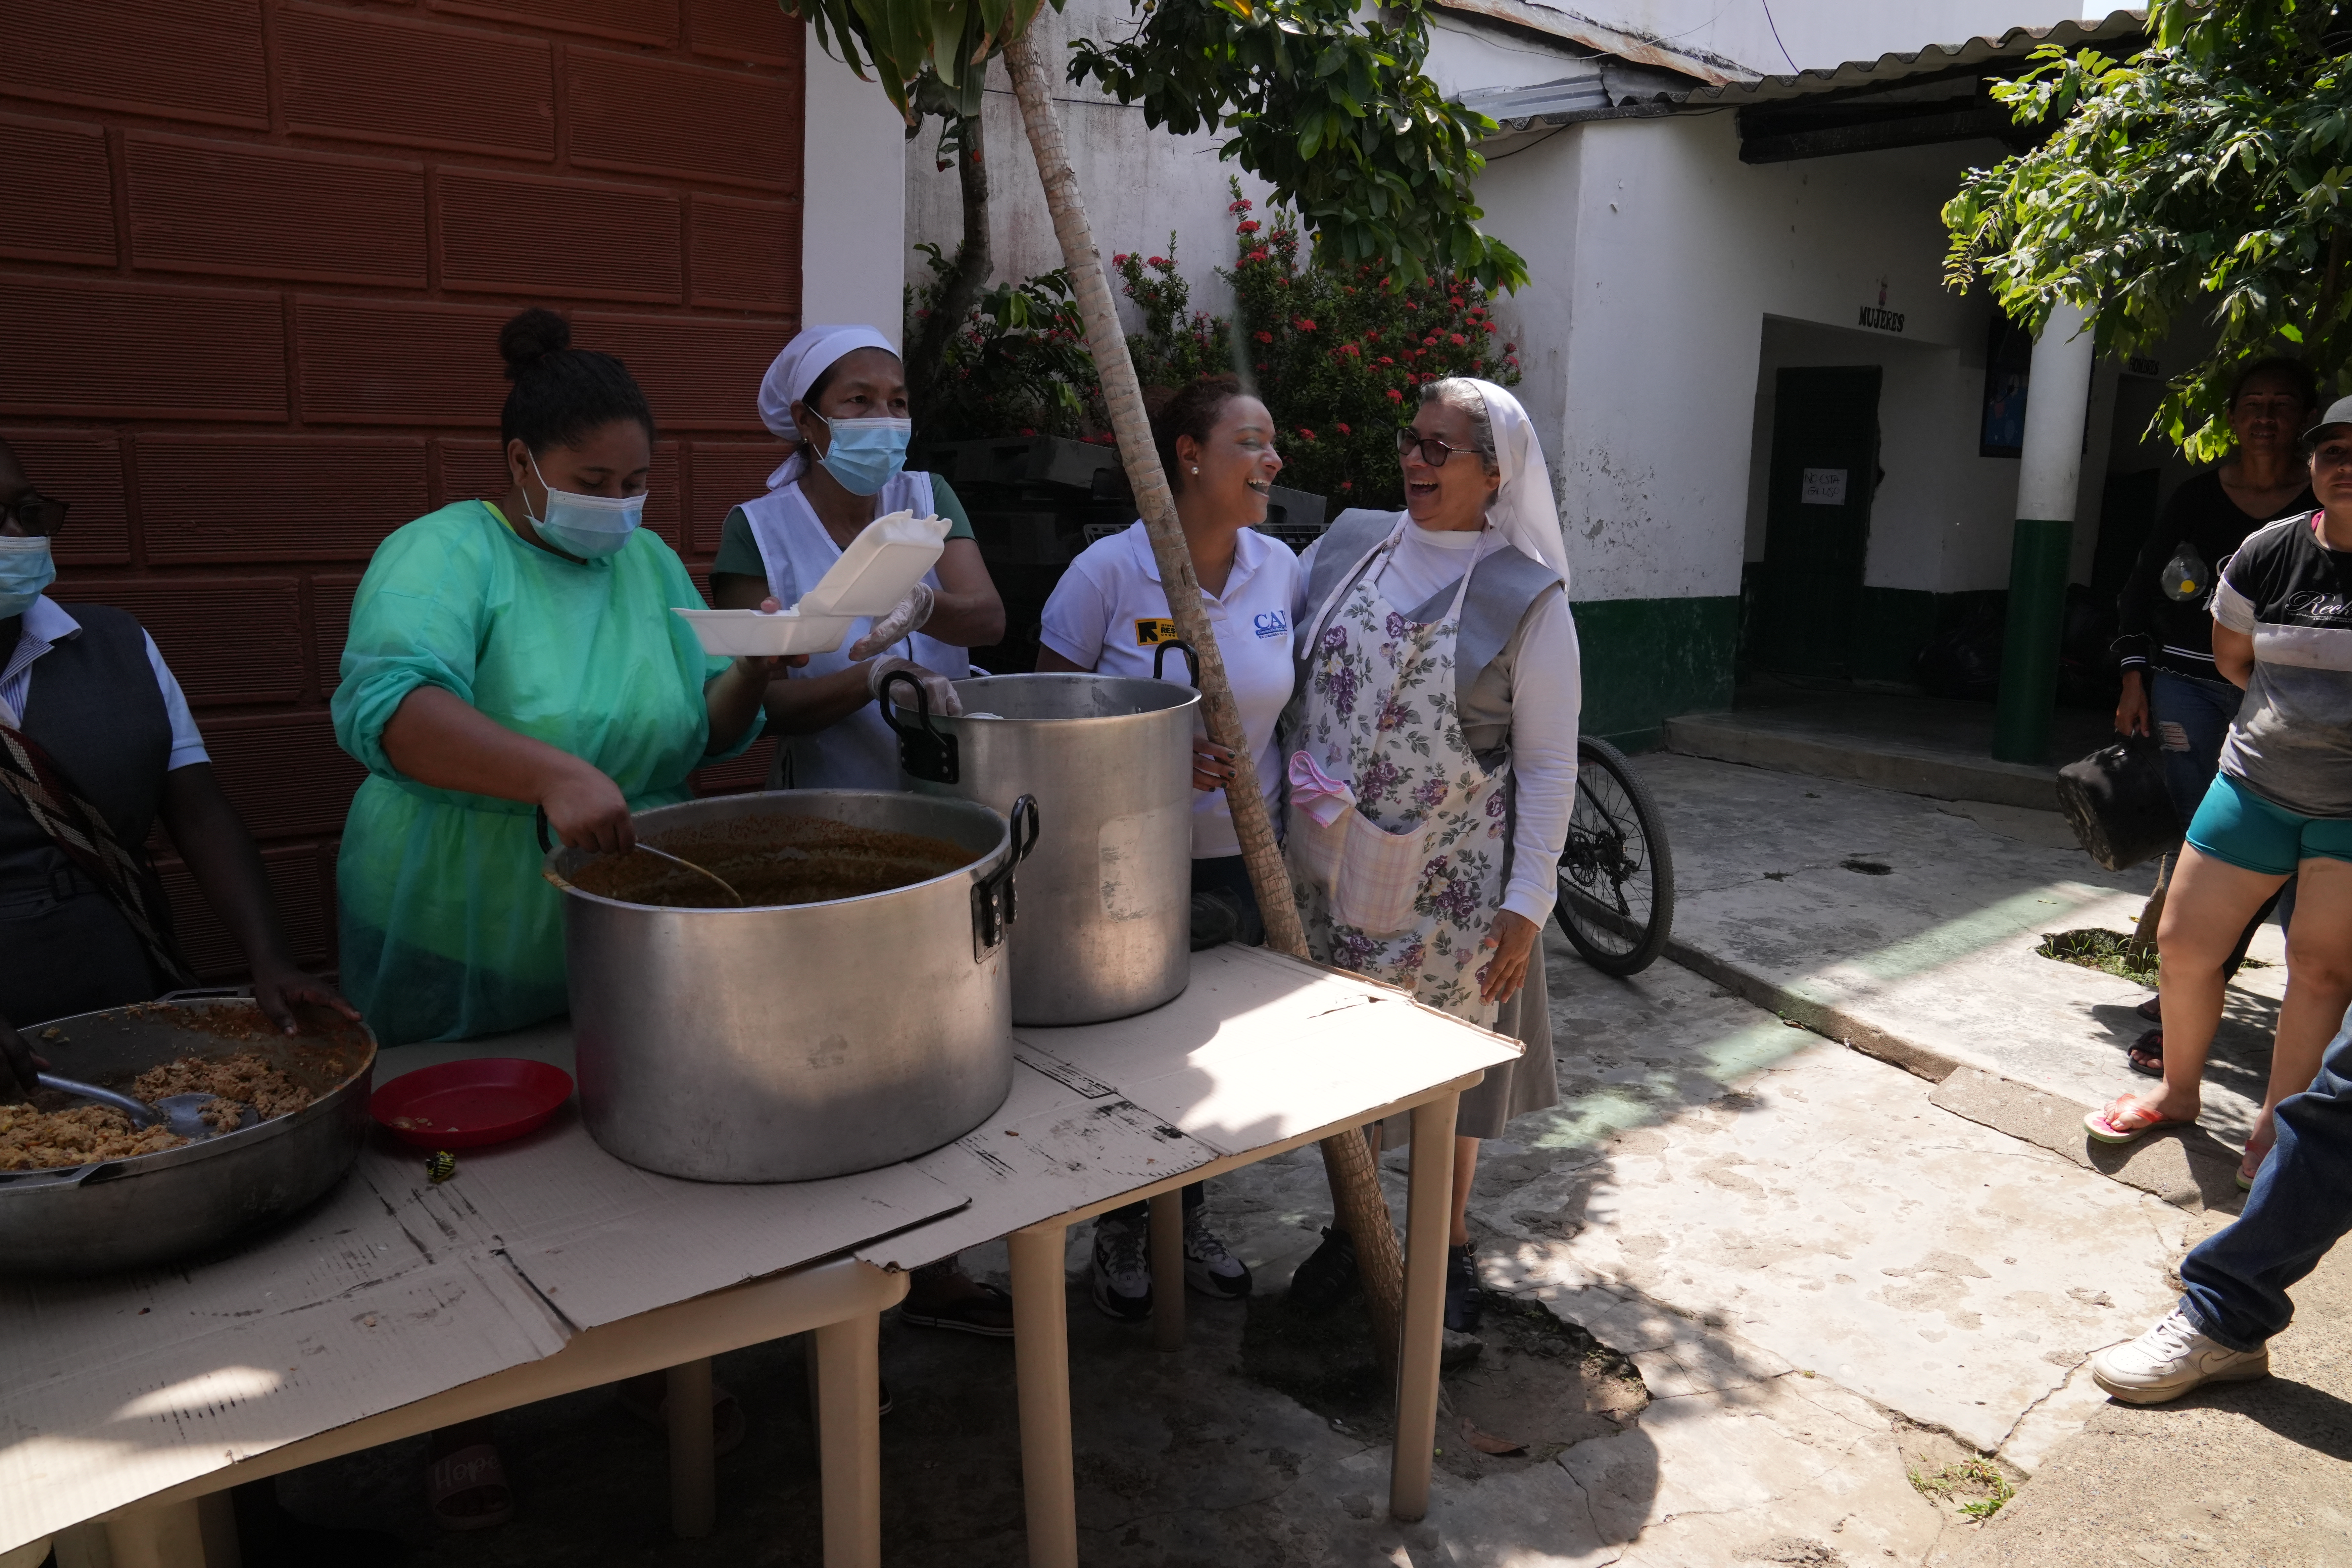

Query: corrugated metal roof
[[1677, 8, 2147, 106], [1459, 8, 2149, 135]]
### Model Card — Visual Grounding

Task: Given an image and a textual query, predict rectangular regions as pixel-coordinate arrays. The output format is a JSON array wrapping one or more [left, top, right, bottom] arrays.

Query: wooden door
[[1749, 366, 1881, 677]]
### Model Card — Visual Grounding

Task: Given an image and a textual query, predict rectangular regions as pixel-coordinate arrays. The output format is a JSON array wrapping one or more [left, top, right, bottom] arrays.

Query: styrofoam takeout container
[[672, 607, 858, 656], [675, 511, 950, 658]]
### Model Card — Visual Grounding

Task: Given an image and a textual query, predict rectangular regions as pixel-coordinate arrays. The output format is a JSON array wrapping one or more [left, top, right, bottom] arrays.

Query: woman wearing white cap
[[709, 326, 1004, 788], [709, 327, 1011, 1339], [1281, 377, 1578, 1335]]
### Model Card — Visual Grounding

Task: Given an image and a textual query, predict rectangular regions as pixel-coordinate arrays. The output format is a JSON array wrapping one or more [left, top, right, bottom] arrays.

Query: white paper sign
[[1801, 468, 1849, 506]]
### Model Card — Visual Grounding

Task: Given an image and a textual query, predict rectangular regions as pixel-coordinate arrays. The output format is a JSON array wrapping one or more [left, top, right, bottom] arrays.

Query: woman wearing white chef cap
[[709, 326, 1004, 788], [710, 326, 1012, 1339]]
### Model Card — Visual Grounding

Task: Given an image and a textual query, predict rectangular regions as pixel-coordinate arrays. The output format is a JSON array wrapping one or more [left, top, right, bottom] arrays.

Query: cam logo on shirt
[[1253, 610, 1290, 640], [1134, 618, 1179, 646]]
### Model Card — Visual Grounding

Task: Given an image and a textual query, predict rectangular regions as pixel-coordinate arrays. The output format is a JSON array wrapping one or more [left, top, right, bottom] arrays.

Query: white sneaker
[[1183, 1208, 1254, 1300], [2091, 1308, 2269, 1405]]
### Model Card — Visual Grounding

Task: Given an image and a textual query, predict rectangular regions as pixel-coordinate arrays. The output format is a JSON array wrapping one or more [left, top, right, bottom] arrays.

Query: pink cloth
[[1287, 750, 1357, 828]]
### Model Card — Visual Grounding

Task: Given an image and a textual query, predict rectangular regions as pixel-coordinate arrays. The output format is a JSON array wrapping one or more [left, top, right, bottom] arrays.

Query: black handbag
[[2055, 735, 2182, 871]]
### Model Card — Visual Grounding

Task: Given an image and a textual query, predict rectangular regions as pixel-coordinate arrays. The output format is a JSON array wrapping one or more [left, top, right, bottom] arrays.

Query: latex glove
[[848, 583, 936, 661], [869, 655, 964, 717]]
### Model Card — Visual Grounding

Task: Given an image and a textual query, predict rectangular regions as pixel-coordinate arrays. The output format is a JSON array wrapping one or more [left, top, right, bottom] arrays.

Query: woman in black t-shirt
[[2116, 359, 2318, 806]]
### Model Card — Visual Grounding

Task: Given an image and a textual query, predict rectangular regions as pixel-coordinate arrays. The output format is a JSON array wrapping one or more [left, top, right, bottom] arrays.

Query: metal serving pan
[[0, 993, 376, 1276]]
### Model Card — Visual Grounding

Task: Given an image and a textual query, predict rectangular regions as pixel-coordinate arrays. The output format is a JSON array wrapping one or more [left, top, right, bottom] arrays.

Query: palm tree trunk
[[1001, 29, 1409, 1378]]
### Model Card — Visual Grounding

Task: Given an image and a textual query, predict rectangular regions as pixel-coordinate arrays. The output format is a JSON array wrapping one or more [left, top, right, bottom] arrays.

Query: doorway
[[1749, 366, 1882, 677]]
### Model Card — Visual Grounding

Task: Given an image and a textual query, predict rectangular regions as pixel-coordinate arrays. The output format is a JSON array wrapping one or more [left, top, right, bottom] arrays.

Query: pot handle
[[1153, 636, 1200, 688], [972, 792, 1041, 961], [880, 669, 960, 785], [535, 806, 553, 854]]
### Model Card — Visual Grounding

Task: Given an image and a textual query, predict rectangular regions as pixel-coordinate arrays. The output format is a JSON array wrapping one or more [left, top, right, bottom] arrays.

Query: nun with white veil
[[1281, 376, 1579, 1333], [708, 325, 1005, 789]]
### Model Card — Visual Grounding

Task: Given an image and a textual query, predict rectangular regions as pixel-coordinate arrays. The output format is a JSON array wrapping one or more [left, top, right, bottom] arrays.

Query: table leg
[[1009, 1224, 1079, 1568], [1149, 1189, 1186, 1351], [1390, 1089, 1459, 1522], [103, 1499, 208, 1568], [666, 1357, 717, 1539], [811, 1311, 884, 1568]]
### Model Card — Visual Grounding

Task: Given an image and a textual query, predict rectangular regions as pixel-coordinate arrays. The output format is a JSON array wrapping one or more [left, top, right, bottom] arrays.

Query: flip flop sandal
[[2237, 1143, 2271, 1192], [2126, 1029, 2164, 1078], [898, 1280, 1015, 1337], [426, 1443, 513, 1532], [616, 1380, 747, 1458], [2136, 994, 2163, 1023], [2084, 1095, 2195, 1145]]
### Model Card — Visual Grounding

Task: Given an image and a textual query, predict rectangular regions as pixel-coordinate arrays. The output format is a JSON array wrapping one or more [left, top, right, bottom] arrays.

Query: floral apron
[[1289, 522, 1509, 1027]]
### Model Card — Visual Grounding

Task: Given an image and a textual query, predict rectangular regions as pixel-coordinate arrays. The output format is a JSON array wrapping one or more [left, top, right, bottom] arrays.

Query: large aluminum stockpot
[[884, 666, 1195, 1025], [0, 995, 376, 1276], [547, 790, 1036, 1183]]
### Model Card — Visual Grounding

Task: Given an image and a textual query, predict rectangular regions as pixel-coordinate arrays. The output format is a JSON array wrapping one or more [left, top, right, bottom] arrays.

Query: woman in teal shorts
[[2089, 394, 2352, 1189]]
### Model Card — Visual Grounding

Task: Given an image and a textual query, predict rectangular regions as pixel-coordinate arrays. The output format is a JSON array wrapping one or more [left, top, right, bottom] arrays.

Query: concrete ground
[[255, 920, 2282, 1566]]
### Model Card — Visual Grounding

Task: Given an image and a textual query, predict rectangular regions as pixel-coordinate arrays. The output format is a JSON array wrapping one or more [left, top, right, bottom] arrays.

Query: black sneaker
[[1190, 890, 1242, 950], [1183, 1208, 1254, 1299], [1285, 1226, 1360, 1315], [1444, 1244, 1482, 1333], [1090, 1211, 1153, 1322]]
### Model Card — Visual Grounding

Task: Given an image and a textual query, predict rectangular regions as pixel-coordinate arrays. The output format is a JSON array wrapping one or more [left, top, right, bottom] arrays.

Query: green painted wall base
[[1574, 595, 1742, 751], [1994, 517, 2074, 763]]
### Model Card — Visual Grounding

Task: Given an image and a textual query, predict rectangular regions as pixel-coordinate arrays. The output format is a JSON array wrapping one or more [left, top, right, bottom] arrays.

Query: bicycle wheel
[[1553, 736, 1675, 976]]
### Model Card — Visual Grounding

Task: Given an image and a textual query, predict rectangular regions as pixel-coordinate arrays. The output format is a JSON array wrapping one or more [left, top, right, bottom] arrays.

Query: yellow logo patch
[[1133, 618, 1179, 646]]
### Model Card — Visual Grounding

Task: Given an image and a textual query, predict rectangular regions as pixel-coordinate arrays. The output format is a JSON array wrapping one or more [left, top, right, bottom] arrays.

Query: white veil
[[1464, 378, 1571, 589]]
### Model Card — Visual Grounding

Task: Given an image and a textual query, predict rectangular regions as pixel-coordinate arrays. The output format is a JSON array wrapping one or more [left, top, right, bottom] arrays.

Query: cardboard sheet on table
[[383, 1117, 968, 1329], [860, 1059, 1220, 1271], [1011, 945, 1519, 1156], [0, 1170, 565, 1555]]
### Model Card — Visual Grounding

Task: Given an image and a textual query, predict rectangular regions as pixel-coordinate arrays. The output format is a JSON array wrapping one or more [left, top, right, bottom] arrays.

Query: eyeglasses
[[1395, 428, 1470, 467], [0, 492, 68, 535]]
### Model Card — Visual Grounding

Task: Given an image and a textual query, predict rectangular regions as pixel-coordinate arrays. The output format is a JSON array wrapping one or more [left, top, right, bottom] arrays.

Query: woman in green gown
[[334, 310, 777, 1049]]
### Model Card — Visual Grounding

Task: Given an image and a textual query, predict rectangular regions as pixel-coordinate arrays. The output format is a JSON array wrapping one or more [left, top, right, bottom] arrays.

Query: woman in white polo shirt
[[1037, 375, 1298, 1323]]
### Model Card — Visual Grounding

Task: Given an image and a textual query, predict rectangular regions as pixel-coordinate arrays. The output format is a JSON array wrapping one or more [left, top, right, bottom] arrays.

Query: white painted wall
[[901, 0, 1274, 336], [804, 41, 910, 343]]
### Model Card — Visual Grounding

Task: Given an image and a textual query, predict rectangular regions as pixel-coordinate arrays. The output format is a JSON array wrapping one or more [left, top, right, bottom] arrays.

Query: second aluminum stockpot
[[885, 661, 1196, 1025], [547, 790, 1036, 1183]]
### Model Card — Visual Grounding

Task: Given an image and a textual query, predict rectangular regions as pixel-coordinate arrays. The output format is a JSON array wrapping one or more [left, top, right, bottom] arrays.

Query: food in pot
[[568, 814, 980, 910], [0, 1050, 315, 1171]]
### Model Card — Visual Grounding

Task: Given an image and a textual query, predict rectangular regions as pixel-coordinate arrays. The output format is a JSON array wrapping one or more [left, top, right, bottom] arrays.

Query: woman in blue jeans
[[2092, 1002, 2352, 1403], [2113, 358, 2315, 1071]]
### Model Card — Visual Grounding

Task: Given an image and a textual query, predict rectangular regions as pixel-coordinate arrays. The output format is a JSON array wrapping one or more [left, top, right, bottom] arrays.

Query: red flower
[[1503, 342, 1518, 353], [1423, 336, 1438, 346], [1506, 355, 1520, 366], [1335, 422, 1352, 435], [1449, 334, 1466, 346], [1237, 220, 1261, 234], [1113, 253, 1131, 266], [1405, 300, 1419, 310], [1297, 428, 1315, 440], [1376, 356, 1394, 366], [1449, 296, 1465, 310], [1385, 388, 1403, 402], [1247, 249, 1270, 263], [1295, 318, 1316, 332], [1339, 480, 1353, 491], [1147, 256, 1167, 267], [1229, 198, 1253, 213], [1254, 330, 1274, 343]]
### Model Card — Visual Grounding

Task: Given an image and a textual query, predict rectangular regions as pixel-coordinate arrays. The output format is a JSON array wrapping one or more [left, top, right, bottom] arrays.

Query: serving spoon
[[628, 843, 746, 906], [34, 1073, 256, 1141]]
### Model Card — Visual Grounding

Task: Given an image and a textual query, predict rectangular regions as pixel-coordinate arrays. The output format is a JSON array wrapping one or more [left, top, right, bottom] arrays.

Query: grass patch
[[2037, 927, 2159, 985], [1908, 1456, 2016, 1520]]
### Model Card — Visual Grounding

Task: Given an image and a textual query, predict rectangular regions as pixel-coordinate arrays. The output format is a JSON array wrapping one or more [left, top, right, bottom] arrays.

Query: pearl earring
[[1190, 464, 1199, 475]]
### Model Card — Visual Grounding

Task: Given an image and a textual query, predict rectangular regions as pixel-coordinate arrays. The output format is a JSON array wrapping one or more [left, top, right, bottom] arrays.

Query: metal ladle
[[629, 843, 746, 906], [34, 1073, 255, 1142]]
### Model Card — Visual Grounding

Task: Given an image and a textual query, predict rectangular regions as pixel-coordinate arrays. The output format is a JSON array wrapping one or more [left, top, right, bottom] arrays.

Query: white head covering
[[756, 324, 898, 489], [1463, 378, 1572, 589]]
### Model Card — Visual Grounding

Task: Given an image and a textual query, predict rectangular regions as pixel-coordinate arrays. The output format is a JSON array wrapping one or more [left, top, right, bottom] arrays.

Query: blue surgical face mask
[[814, 415, 912, 497], [0, 535, 56, 619], [526, 454, 644, 560]]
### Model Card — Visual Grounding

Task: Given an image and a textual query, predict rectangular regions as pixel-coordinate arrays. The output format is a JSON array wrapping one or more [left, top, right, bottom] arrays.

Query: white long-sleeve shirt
[[1296, 523, 1580, 925]]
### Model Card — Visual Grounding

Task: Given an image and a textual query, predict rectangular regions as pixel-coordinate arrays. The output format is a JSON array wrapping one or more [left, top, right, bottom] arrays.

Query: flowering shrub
[[907, 185, 1520, 507]]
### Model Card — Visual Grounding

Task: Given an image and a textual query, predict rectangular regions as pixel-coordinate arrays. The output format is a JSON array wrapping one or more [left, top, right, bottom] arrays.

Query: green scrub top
[[332, 500, 755, 1045]]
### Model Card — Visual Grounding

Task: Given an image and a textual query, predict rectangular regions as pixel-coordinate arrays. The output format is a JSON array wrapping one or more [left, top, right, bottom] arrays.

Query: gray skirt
[[1381, 936, 1558, 1142]]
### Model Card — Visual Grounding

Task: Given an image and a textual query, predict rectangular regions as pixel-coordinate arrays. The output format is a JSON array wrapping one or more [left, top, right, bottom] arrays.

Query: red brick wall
[[3, 0, 802, 980]]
